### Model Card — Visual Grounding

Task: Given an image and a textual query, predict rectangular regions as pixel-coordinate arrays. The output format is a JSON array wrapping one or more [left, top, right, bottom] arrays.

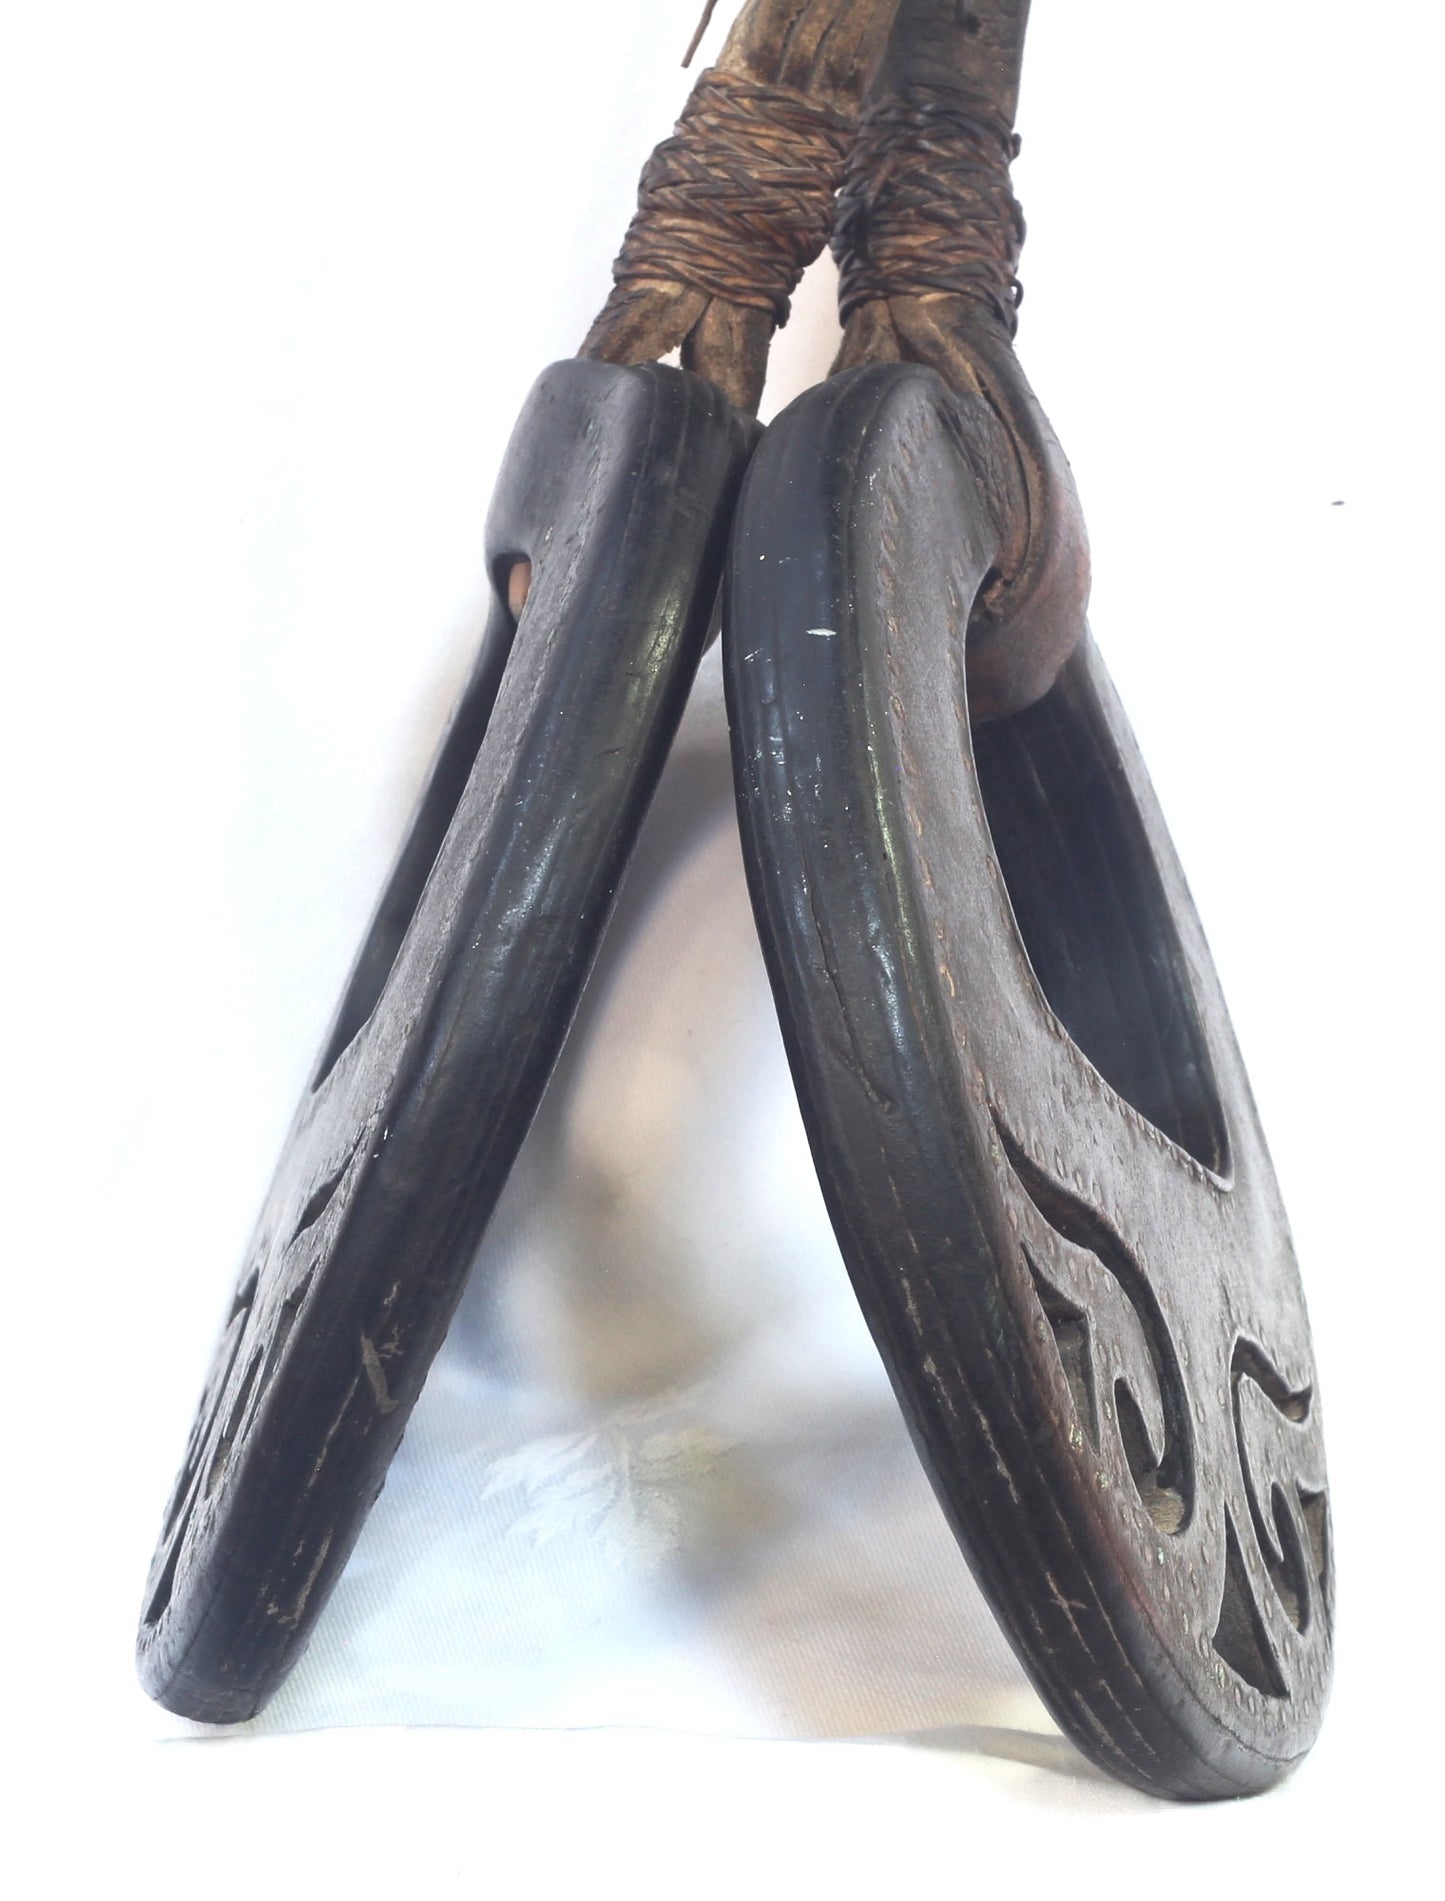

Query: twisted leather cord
[[606, 67, 851, 326], [832, 89, 1024, 333]]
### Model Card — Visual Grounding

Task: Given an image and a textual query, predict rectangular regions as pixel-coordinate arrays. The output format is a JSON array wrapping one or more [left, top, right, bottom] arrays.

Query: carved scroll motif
[[994, 1109, 1330, 1706]]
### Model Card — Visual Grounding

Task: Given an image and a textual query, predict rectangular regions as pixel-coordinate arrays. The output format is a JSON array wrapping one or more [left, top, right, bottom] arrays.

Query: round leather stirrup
[[723, 364, 1333, 1799], [138, 360, 751, 1724]]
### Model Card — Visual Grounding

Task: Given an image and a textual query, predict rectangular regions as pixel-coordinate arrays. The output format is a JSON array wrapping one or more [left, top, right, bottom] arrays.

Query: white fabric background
[[3, 1, 1440, 1892]]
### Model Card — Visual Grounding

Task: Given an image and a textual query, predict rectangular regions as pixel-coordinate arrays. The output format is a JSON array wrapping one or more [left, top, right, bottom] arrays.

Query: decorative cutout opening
[[1212, 1511, 1287, 1698], [310, 568, 525, 1091], [998, 1116, 1195, 1531], [1025, 1248, 1097, 1443], [203, 1263, 319, 1502], [205, 1345, 265, 1498], [1267, 1483, 1311, 1632], [970, 647, 1230, 1175], [145, 1339, 255, 1625], [228, 1267, 258, 1325], [288, 1139, 362, 1249], [1299, 1487, 1331, 1601], [1232, 1335, 1311, 1423], [157, 1451, 198, 1547], [1115, 1378, 1186, 1535], [141, 1513, 186, 1629], [145, 1284, 258, 1625]]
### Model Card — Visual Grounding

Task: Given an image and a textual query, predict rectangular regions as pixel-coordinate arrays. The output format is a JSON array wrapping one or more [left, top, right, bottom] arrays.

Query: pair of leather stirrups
[[138, 0, 1332, 1801]]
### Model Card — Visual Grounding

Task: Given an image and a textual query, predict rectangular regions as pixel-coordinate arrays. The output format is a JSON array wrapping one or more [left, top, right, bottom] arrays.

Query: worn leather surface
[[725, 363, 1332, 1798], [138, 360, 752, 1723]]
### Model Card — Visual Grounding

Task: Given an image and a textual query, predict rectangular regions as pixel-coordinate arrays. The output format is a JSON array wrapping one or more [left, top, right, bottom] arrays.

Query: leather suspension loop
[[828, 0, 1090, 724]]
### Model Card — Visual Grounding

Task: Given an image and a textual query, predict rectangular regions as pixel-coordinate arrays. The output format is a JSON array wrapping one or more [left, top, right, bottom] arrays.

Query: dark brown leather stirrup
[[725, 0, 1332, 1800], [138, 0, 1331, 1798], [137, 0, 889, 1730], [137, 362, 751, 1723]]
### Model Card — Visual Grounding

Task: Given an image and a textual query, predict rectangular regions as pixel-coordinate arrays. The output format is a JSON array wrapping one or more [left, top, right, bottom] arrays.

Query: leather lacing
[[832, 87, 1025, 335], [605, 67, 851, 326]]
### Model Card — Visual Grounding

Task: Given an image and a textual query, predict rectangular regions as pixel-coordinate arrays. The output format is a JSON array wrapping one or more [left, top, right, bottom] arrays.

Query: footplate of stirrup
[[725, 363, 1332, 1800]]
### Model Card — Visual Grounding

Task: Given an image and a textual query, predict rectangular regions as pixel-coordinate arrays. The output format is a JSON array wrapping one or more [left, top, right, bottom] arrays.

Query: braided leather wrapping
[[832, 88, 1025, 333]]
